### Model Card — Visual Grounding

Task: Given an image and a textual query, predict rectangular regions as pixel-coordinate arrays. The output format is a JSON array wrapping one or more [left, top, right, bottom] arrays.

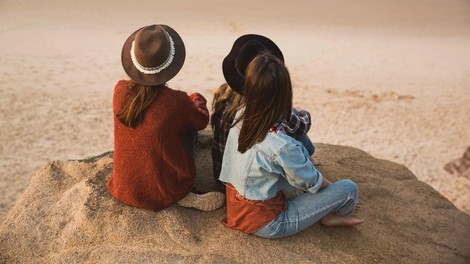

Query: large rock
[[1, 131, 469, 263]]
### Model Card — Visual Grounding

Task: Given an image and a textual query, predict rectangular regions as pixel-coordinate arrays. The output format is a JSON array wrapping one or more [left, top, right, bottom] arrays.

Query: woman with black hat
[[107, 24, 225, 212], [219, 52, 363, 238], [211, 34, 320, 188]]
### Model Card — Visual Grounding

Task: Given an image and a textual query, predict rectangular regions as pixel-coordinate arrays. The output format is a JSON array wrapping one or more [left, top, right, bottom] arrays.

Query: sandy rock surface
[[1, 131, 469, 263]]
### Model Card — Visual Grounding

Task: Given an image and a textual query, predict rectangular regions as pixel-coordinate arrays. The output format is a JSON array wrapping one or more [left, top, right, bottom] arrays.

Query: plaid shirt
[[283, 109, 311, 136], [211, 99, 311, 181], [211, 95, 233, 182]]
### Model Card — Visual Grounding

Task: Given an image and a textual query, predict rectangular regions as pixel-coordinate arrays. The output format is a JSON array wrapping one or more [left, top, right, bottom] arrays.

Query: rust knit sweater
[[107, 80, 209, 211]]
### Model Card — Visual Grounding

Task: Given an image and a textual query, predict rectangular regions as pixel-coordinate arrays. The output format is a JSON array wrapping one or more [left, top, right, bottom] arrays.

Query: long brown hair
[[116, 81, 160, 128], [237, 53, 292, 153]]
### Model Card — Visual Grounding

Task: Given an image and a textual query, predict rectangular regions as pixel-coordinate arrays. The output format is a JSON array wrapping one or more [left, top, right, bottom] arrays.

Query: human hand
[[320, 177, 331, 189]]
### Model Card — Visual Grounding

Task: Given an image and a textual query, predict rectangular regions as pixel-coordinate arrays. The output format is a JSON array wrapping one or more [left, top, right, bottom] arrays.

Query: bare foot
[[320, 214, 363, 227], [311, 155, 322, 166], [355, 200, 363, 212]]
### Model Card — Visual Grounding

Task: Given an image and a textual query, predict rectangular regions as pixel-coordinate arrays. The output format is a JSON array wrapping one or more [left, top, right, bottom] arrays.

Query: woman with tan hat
[[107, 24, 225, 212]]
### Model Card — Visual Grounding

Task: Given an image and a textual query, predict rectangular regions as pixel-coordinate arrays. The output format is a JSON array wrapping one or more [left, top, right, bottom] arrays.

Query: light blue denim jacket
[[219, 121, 323, 201]]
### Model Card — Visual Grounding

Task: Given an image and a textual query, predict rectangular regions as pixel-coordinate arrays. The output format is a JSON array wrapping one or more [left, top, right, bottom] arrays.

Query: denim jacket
[[219, 121, 323, 201]]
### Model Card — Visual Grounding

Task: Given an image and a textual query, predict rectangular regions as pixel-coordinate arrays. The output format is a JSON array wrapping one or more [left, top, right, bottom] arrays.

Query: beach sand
[[0, 0, 469, 223]]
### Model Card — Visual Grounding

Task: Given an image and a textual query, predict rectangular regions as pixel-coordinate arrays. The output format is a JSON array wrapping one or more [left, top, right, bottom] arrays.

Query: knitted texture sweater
[[107, 80, 209, 211]]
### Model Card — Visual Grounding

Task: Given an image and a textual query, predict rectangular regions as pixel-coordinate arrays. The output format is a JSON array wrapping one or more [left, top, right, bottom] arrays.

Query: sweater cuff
[[190, 92, 207, 104]]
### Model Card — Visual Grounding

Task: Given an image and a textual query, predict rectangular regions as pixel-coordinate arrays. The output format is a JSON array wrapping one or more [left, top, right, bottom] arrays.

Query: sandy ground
[[0, 0, 469, 220]]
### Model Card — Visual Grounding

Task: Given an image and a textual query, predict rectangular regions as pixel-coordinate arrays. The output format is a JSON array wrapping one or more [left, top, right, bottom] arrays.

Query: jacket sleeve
[[182, 92, 210, 131], [276, 142, 323, 193]]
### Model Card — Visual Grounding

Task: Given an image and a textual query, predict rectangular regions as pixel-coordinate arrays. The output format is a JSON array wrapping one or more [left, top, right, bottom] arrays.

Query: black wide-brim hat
[[122, 24, 185, 86], [222, 34, 284, 95]]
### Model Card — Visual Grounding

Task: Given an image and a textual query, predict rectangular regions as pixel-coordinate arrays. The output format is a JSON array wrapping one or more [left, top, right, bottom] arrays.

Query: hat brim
[[222, 34, 284, 95], [121, 25, 185, 86]]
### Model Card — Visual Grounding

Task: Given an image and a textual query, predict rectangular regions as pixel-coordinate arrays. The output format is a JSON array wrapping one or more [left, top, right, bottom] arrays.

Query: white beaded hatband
[[130, 30, 175, 75]]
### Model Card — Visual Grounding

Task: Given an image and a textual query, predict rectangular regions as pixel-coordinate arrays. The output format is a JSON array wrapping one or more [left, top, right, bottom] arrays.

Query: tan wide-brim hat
[[121, 24, 185, 86]]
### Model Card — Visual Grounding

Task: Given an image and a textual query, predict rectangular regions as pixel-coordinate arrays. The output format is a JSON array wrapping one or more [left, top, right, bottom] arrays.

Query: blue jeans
[[253, 179, 358, 239], [293, 134, 315, 156]]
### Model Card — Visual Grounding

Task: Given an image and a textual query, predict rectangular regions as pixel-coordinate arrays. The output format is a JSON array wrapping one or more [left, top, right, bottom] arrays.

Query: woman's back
[[220, 119, 321, 201], [109, 80, 208, 211]]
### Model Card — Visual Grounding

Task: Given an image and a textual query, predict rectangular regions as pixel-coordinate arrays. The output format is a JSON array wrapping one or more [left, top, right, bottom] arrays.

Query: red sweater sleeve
[[183, 92, 209, 130]]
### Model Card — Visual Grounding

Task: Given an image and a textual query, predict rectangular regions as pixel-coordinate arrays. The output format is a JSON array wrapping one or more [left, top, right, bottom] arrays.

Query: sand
[[1, 0, 470, 223]]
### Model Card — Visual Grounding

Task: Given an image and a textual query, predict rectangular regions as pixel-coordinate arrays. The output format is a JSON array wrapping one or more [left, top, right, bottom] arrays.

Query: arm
[[183, 92, 210, 131], [285, 108, 311, 136], [276, 143, 323, 193]]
